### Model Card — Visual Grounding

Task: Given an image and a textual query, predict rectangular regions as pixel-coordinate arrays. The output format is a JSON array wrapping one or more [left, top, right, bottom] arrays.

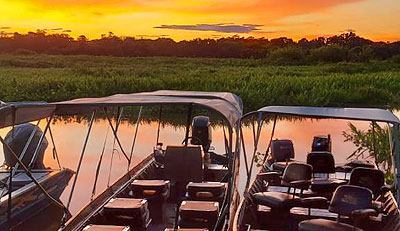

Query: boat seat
[[252, 163, 327, 214], [270, 139, 295, 173], [271, 161, 291, 173], [253, 191, 301, 209], [164, 229, 208, 231], [102, 198, 150, 229], [336, 160, 376, 173], [83, 225, 130, 231], [129, 180, 170, 223], [311, 178, 347, 193], [130, 180, 170, 199], [179, 200, 219, 230], [307, 152, 347, 193], [299, 218, 363, 231], [204, 164, 228, 181], [164, 145, 204, 182], [186, 182, 226, 202], [253, 192, 328, 210], [349, 167, 388, 199], [298, 185, 376, 231]]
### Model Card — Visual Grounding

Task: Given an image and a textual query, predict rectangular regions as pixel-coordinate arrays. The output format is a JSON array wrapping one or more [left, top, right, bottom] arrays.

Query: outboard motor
[[312, 135, 331, 152], [3, 123, 48, 169], [191, 116, 212, 152]]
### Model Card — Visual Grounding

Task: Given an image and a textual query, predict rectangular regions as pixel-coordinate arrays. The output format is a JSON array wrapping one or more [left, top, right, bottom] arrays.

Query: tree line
[[0, 30, 399, 63]]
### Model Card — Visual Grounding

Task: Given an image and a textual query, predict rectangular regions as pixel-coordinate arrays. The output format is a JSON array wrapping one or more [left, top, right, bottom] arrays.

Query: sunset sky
[[0, 0, 399, 41]]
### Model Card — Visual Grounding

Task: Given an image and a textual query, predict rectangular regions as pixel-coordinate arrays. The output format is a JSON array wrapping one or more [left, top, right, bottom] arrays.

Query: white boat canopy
[[0, 102, 55, 129], [257, 106, 400, 124], [54, 90, 243, 128]]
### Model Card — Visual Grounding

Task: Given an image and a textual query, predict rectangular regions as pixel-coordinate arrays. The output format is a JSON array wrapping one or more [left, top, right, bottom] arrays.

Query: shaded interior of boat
[[235, 136, 400, 231], [66, 115, 239, 231]]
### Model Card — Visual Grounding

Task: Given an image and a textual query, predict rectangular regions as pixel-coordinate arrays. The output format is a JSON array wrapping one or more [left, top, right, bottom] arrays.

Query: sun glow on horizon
[[0, 0, 399, 42]]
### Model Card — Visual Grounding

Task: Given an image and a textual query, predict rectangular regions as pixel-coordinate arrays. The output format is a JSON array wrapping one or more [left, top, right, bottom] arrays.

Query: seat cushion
[[252, 192, 301, 209], [187, 182, 226, 200], [130, 180, 170, 198], [298, 219, 363, 231], [311, 178, 347, 192], [164, 229, 208, 231], [179, 201, 219, 220], [83, 225, 130, 231]]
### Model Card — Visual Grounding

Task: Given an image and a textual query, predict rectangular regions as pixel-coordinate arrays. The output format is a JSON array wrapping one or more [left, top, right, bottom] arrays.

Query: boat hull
[[0, 168, 74, 230]]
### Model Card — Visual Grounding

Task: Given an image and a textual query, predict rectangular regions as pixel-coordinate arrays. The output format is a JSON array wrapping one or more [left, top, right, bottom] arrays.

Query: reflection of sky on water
[[0, 110, 398, 217]]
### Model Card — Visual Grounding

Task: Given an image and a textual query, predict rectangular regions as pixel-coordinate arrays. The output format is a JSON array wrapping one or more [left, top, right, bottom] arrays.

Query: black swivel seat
[[298, 185, 377, 231], [253, 163, 327, 213], [349, 167, 391, 213], [307, 152, 347, 193], [269, 139, 295, 173]]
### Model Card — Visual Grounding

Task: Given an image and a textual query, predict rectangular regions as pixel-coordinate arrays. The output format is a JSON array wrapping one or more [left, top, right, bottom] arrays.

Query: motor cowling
[[312, 135, 331, 152], [191, 116, 212, 152], [3, 123, 48, 169]]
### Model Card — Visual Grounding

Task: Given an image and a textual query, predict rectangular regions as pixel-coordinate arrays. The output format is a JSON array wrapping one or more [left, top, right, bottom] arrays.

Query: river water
[[1, 109, 399, 225]]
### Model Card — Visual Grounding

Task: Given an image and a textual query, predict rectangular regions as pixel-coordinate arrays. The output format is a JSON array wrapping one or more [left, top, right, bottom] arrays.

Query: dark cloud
[[340, 29, 356, 33], [136, 34, 170, 38], [154, 23, 262, 33], [0, 27, 11, 30], [63, 29, 72, 33]]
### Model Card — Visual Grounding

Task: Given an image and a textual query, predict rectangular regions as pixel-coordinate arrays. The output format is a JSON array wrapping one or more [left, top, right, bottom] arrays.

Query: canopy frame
[[241, 106, 400, 206]]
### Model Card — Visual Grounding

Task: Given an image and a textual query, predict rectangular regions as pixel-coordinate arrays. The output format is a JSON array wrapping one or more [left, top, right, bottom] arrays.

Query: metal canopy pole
[[392, 123, 400, 205], [104, 108, 130, 162], [7, 165, 12, 230], [372, 121, 378, 166], [156, 105, 163, 146], [48, 119, 62, 169], [184, 104, 193, 146], [66, 110, 96, 209], [28, 114, 54, 169], [106, 107, 124, 187], [245, 112, 264, 190], [240, 125, 250, 178], [263, 115, 278, 164], [128, 106, 143, 170], [0, 136, 65, 209]]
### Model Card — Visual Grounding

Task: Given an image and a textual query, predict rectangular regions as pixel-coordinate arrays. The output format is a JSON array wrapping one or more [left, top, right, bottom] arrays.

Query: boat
[[233, 106, 400, 231], [0, 102, 74, 230], [49, 90, 243, 231]]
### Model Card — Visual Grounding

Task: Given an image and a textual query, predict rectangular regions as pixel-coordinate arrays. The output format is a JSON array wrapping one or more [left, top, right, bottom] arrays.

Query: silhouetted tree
[[0, 31, 398, 62]]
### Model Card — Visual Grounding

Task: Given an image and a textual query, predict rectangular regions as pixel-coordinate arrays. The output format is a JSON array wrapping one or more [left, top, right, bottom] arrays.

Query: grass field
[[1, 54, 400, 111]]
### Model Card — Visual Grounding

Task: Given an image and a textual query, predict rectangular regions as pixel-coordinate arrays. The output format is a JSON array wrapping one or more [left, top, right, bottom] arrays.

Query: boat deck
[[235, 164, 400, 231]]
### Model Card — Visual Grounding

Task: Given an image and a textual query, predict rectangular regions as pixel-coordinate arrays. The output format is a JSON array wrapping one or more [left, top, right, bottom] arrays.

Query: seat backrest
[[271, 139, 294, 162], [329, 185, 372, 216], [164, 145, 204, 182], [282, 162, 312, 183], [349, 167, 385, 196], [306, 151, 335, 174]]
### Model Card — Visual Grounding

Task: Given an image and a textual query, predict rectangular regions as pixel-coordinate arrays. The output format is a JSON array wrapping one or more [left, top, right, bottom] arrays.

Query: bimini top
[[54, 90, 243, 128], [257, 106, 400, 124], [0, 102, 55, 129]]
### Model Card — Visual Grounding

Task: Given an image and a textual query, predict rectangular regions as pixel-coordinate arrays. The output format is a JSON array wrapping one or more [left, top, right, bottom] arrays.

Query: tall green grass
[[0, 55, 400, 111]]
